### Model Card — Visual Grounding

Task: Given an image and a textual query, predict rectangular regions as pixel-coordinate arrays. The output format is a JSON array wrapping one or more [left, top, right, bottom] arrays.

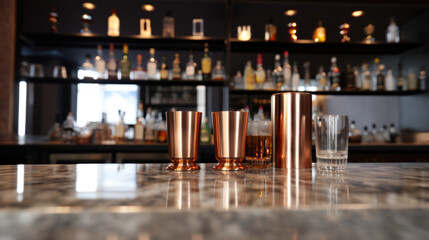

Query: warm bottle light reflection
[[237, 25, 251, 41]]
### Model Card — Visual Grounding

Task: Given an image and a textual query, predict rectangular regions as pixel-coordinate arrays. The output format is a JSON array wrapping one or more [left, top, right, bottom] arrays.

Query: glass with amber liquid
[[245, 121, 273, 168]]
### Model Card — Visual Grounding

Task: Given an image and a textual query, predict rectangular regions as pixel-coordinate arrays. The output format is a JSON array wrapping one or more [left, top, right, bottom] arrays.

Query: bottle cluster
[[348, 121, 397, 144], [78, 43, 225, 81], [233, 52, 427, 92]]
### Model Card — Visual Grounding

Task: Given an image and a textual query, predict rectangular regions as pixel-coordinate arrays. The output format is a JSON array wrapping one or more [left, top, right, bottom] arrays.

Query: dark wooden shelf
[[20, 77, 228, 86], [20, 33, 226, 51], [230, 39, 423, 54], [229, 89, 426, 96]]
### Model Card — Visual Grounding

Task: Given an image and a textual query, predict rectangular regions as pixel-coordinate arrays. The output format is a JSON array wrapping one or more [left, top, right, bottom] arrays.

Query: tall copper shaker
[[271, 93, 312, 168], [166, 111, 202, 171]]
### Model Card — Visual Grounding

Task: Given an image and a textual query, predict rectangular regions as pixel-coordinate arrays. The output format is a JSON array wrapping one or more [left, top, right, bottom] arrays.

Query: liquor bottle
[[370, 124, 378, 143], [386, 17, 400, 43], [134, 114, 144, 142], [385, 66, 396, 91], [291, 61, 300, 91], [382, 125, 390, 142], [244, 61, 255, 90], [114, 110, 126, 142], [255, 54, 266, 89], [361, 63, 372, 91], [162, 11, 175, 37], [48, 7, 58, 33], [303, 61, 311, 89], [339, 23, 351, 42], [282, 51, 292, 90], [361, 126, 371, 143], [201, 43, 212, 80], [288, 22, 298, 41], [233, 71, 244, 89], [172, 53, 181, 80], [212, 59, 226, 81], [328, 57, 340, 91], [273, 54, 283, 89], [371, 58, 380, 91], [62, 112, 77, 143], [80, 14, 92, 33], [80, 54, 95, 79], [107, 9, 120, 36], [397, 63, 406, 91], [407, 69, 418, 91], [147, 48, 157, 80], [156, 113, 167, 143], [160, 56, 169, 80], [48, 111, 63, 141], [419, 66, 427, 91], [313, 20, 326, 42], [186, 50, 196, 80], [343, 64, 356, 90], [144, 107, 156, 143], [363, 22, 375, 43], [349, 120, 362, 143], [376, 64, 385, 91], [131, 54, 147, 80], [107, 43, 118, 79], [257, 105, 265, 120], [264, 18, 277, 41], [264, 70, 275, 90], [389, 123, 397, 143], [94, 45, 106, 79], [200, 117, 210, 143], [120, 43, 131, 79], [375, 125, 386, 143], [316, 66, 327, 91], [354, 66, 360, 89]]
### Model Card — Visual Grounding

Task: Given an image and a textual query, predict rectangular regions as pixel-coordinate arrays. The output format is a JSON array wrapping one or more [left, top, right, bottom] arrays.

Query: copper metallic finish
[[166, 111, 202, 171], [271, 93, 312, 169], [212, 111, 249, 171]]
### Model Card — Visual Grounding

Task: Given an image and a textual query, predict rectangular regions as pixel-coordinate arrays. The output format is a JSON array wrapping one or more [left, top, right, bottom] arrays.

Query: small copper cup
[[166, 111, 202, 171], [212, 111, 249, 170]]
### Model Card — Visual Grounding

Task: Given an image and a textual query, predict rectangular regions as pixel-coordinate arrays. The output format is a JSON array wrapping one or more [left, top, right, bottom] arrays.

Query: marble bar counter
[[0, 163, 429, 240]]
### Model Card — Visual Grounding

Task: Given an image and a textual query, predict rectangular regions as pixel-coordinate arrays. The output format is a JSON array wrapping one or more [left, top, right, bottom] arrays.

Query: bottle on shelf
[[303, 61, 311, 89], [382, 125, 390, 142], [94, 112, 113, 144], [291, 61, 300, 91], [144, 107, 156, 143], [48, 7, 58, 33], [147, 48, 158, 80], [201, 43, 212, 80], [264, 18, 277, 41], [288, 22, 298, 41], [386, 17, 400, 43], [244, 61, 255, 90], [362, 126, 372, 143], [172, 53, 181, 80], [363, 22, 375, 43], [407, 69, 418, 90], [419, 66, 427, 91], [272, 54, 283, 90], [353, 66, 360, 89], [186, 50, 196, 80], [212, 59, 226, 81], [80, 14, 92, 33], [233, 71, 244, 89], [134, 105, 145, 142], [160, 56, 169, 80], [62, 112, 78, 143], [131, 54, 147, 80], [385, 66, 396, 91], [349, 120, 362, 143], [343, 64, 356, 90], [328, 57, 341, 91], [376, 64, 386, 91], [316, 66, 328, 91], [114, 110, 127, 142], [389, 123, 397, 143], [163, 11, 175, 37], [313, 20, 326, 43], [372, 58, 380, 91], [282, 51, 292, 90], [192, 18, 204, 36], [370, 124, 378, 142], [94, 45, 106, 79], [120, 43, 131, 79], [200, 117, 210, 144], [107, 43, 118, 80], [397, 63, 406, 91], [79, 54, 95, 79], [108, 9, 120, 36], [255, 54, 266, 89], [375, 125, 386, 142], [156, 112, 167, 143], [265, 69, 275, 90], [48, 111, 63, 141], [339, 23, 351, 42]]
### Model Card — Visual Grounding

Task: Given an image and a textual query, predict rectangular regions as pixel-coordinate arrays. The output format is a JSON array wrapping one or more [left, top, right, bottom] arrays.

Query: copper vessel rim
[[271, 92, 311, 97], [166, 111, 202, 113], [315, 114, 348, 118], [212, 111, 245, 113]]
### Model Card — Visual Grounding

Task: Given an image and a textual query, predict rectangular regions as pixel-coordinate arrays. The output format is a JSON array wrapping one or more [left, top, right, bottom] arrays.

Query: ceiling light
[[82, 2, 96, 10], [142, 4, 155, 12], [284, 10, 297, 16], [352, 10, 364, 17]]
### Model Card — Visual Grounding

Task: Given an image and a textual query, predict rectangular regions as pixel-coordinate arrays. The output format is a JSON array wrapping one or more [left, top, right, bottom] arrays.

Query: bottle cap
[[257, 53, 263, 65], [137, 54, 142, 63], [112, 9, 116, 14], [149, 48, 155, 55], [374, 58, 380, 64], [123, 43, 128, 54], [284, 50, 289, 57]]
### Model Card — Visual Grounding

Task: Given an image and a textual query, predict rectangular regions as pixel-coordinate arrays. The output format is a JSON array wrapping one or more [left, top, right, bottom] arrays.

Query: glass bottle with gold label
[[120, 43, 131, 79], [172, 53, 181, 80], [313, 20, 326, 42], [201, 42, 212, 80], [255, 53, 266, 89], [244, 61, 255, 90], [160, 56, 169, 80]]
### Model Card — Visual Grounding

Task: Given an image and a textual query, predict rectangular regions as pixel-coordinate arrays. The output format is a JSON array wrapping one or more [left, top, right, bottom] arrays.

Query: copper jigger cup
[[166, 111, 202, 171], [212, 111, 249, 170]]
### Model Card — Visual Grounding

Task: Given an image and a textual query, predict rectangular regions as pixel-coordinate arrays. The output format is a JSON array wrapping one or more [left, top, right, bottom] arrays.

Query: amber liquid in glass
[[245, 135, 272, 168], [157, 130, 167, 143]]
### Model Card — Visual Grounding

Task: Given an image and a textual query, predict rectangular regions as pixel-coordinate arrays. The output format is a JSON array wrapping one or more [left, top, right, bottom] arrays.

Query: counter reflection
[[166, 172, 200, 209], [214, 172, 246, 209], [272, 168, 313, 208]]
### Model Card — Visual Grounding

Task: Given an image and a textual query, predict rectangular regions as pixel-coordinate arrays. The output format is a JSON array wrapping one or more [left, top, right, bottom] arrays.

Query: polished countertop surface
[[0, 163, 428, 239]]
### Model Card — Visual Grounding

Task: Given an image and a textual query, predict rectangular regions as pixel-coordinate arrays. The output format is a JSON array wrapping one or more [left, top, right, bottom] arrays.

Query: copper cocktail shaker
[[166, 111, 202, 171], [271, 93, 312, 168], [212, 111, 249, 170]]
